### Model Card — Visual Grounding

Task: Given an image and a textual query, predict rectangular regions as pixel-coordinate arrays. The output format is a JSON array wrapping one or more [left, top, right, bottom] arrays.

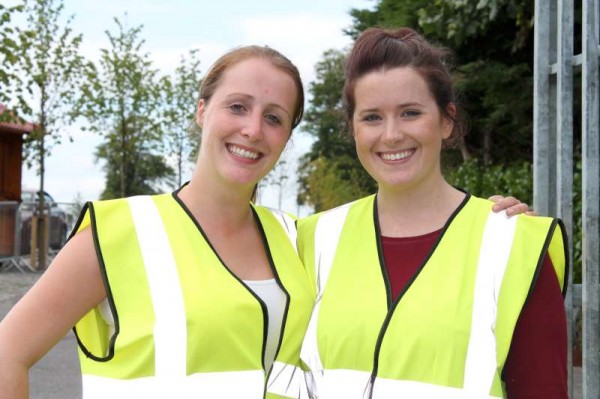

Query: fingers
[[504, 202, 531, 217], [489, 195, 533, 216], [490, 196, 519, 212]]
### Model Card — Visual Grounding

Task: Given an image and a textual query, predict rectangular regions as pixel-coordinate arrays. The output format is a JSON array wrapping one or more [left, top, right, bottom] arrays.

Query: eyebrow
[[225, 93, 292, 119], [357, 102, 424, 114]]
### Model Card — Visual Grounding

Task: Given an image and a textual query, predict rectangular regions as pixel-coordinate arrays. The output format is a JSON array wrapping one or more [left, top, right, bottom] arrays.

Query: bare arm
[[0, 228, 106, 399]]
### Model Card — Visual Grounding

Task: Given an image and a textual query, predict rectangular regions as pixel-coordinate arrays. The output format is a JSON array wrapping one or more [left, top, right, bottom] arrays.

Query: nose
[[241, 112, 264, 142], [382, 119, 404, 145]]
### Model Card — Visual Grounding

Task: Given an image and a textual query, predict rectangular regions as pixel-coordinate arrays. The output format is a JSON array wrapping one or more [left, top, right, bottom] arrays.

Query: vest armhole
[[523, 219, 566, 306], [72, 201, 119, 362]]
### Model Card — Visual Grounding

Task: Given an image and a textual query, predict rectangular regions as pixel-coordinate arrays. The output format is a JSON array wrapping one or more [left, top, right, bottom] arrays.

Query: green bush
[[445, 159, 533, 204], [446, 159, 582, 283]]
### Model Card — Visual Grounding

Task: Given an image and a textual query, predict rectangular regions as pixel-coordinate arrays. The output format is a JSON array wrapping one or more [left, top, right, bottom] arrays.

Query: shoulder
[[252, 204, 298, 221], [298, 195, 374, 229]]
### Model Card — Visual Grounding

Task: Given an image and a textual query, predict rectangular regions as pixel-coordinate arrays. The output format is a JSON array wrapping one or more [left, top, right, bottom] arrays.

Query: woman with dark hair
[[298, 27, 568, 398]]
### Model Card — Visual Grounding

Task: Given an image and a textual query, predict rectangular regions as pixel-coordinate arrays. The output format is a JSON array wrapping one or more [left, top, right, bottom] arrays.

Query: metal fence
[[533, 0, 599, 397], [0, 200, 64, 272], [0, 201, 31, 272]]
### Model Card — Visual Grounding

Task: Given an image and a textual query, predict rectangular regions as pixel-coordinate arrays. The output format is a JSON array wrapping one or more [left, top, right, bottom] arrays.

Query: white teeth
[[380, 149, 414, 161], [228, 144, 259, 160]]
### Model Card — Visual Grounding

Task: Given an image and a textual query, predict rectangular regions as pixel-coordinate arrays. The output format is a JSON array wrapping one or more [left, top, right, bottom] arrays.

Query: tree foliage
[[0, 3, 29, 115], [96, 118, 173, 199], [159, 49, 202, 187], [298, 0, 540, 211], [16, 0, 89, 165], [298, 155, 375, 212], [296, 49, 375, 211], [80, 18, 172, 199], [3, 0, 88, 267]]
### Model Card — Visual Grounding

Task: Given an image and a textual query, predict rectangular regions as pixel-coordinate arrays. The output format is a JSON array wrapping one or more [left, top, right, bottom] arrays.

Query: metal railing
[[0, 200, 57, 272], [533, 0, 600, 397]]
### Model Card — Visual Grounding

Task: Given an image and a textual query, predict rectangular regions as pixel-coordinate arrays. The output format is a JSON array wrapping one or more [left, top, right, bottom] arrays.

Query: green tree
[[80, 18, 171, 198], [298, 0, 542, 208], [298, 156, 374, 212], [10, 0, 88, 267], [296, 49, 375, 211], [96, 117, 174, 199], [0, 2, 29, 114], [159, 49, 202, 187]]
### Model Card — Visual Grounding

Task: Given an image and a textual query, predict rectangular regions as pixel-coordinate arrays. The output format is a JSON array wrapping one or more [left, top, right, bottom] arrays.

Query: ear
[[196, 99, 206, 128], [442, 103, 456, 140]]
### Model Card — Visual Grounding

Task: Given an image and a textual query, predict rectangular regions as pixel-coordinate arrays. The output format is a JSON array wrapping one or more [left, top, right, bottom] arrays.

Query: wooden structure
[[0, 104, 34, 256], [533, 1, 599, 397]]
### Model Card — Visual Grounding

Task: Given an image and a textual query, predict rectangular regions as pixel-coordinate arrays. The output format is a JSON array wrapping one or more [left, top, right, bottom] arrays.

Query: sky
[[11, 0, 374, 216]]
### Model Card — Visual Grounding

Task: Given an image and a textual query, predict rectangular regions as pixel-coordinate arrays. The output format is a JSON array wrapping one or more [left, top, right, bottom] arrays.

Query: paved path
[[1, 270, 584, 398], [1, 272, 81, 399]]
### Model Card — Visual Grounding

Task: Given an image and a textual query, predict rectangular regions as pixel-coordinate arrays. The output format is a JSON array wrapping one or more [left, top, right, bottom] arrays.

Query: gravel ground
[[1, 270, 583, 399]]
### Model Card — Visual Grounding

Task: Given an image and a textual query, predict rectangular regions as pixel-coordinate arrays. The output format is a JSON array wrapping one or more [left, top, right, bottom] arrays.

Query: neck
[[178, 171, 255, 233], [376, 176, 465, 237]]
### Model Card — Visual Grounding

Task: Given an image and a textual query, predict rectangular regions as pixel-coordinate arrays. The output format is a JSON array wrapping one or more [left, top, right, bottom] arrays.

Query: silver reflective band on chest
[[269, 208, 298, 253], [128, 196, 188, 377], [462, 210, 517, 395], [299, 203, 352, 395], [300, 203, 518, 398]]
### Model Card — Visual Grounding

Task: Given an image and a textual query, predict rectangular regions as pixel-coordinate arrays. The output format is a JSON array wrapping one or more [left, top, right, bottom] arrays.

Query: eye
[[361, 113, 382, 122], [265, 113, 282, 125], [402, 110, 421, 118], [229, 103, 246, 114]]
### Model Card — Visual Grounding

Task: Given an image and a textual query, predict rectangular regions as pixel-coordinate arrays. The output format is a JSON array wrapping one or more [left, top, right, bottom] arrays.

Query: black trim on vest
[[372, 197, 392, 308], [557, 219, 570, 297], [250, 206, 293, 399], [72, 201, 119, 363], [368, 193, 471, 395], [171, 191, 285, 379], [524, 218, 569, 305]]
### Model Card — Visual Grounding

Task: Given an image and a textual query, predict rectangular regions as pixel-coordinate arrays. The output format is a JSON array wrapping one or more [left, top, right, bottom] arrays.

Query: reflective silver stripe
[[82, 370, 265, 398], [268, 208, 298, 253], [306, 369, 498, 399], [371, 375, 497, 399], [300, 203, 352, 396], [463, 210, 517, 395], [267, 361, 310, 398], [127, 196, 187, 378], [317, 369, 372, 399]]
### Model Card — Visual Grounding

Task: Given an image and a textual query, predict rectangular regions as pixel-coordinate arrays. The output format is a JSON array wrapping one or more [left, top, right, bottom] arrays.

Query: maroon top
[[381, 229, 567, 398]]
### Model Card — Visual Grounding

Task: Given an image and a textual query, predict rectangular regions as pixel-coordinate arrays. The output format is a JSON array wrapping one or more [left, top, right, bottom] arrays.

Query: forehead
[[217, 58, 296, 96], [354, 67, 433, 106]]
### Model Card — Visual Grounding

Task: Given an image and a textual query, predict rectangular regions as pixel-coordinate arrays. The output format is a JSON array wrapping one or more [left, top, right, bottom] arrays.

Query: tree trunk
[[37, 91, 47, 270], [458, 137, 471, 162], [483, 130, 492, 166]]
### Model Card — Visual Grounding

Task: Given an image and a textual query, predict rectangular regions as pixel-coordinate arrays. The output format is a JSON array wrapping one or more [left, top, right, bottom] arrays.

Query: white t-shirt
[[244, 278, 287, 372]]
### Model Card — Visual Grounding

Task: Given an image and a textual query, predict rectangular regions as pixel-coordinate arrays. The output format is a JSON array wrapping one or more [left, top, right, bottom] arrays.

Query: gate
[[533, 0, 599, 397]]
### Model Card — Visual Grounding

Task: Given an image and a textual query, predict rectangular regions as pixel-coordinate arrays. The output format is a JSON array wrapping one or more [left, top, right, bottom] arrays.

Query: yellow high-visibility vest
[[73, 193, 314, 399], [298, 194, 567, 399]]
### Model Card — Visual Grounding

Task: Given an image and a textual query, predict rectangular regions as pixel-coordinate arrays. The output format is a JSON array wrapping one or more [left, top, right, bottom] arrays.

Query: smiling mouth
[[379, 149, 415, 161], [227, 144, 261, 160]]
